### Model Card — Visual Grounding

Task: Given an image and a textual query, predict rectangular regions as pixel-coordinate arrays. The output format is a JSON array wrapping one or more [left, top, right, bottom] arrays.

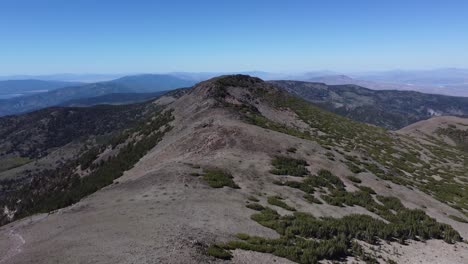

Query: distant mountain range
[[353, 68, 468, 86], [2, 68, 468, 96], [0, 73, 126, 83], [271, 80, 468, 130], [0, 74, 195, 116], [309, 73, 468, 97], [0, 80, 82, 99], [1, 68, 468, 117]]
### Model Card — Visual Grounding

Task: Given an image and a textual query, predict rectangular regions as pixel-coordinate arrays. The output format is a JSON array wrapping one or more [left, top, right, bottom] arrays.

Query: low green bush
[[270, 156, 309, 176], [247, 195, 260, 202], [347, 175, 362, 183], [206, 245, 232, 260], [267, 196, 296, 211], [449, 214, 468, 223], [246, 203, 265, 211], [202, 169, 239, 189], [287, 147, 297, 153]]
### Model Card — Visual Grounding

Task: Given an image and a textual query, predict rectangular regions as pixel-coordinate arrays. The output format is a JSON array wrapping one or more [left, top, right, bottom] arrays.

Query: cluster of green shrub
[[206, 244, 233, 260], [212, 169, 463, 263], [287, 147, 297, 153], [275, 169, 344, 194], [449, 214, 468, 223], [202, 168, 239, 189], [267, 195, 296, 211], [347, 175, 362, 183], [247, 195, 259, 202], [246, 203, 265, 211], [224, 198, 460, 262], [270, 156, 309, 176]]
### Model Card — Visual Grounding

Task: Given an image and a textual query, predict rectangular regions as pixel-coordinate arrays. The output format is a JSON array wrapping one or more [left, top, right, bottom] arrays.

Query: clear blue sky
[[1, 0, 467, 74]]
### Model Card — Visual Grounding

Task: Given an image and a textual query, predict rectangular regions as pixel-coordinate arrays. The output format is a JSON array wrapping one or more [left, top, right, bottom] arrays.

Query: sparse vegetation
[[247, 195, 260, 202], [0, 109, 174, 225], [222, 201, 461, 264], [267, 196, 296, 211], [222, 167, 462, 263], [202, 169, 239, 189], [287, 147, 297, 153], [347, 175, 362, 183], [206, 244, 232, 260], [239, 89, 468, 213], [246, 203, 265, 211], [449, 214, 468, 223], [304, 194, 322, 204], [0, 156, 31, 173], [436, 126, 468, 151], [270, 156, 309, 176]]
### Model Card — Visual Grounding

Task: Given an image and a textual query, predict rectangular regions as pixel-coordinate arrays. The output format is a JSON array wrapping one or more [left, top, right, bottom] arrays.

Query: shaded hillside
[[60, 88, 189, 107], [60, 92, 166, 107], [0, 74, 195, 116], [271, 80, 468, 130], [0, 103, 155, 159], [0, 75, 467, 263]]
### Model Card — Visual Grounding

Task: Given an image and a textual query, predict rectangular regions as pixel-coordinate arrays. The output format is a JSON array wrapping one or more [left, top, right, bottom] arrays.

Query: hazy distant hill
[[271, 80, 468, 130], [0, 74, 195, 116], [112, 74, 194, 92], [0, 74, 126, 83], [0, 79, 81, 99], [355, 68, 468, 86], [307, 74, 468, 97]]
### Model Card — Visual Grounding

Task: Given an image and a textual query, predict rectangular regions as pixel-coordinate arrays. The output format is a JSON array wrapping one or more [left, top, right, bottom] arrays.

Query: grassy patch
[[304, 194, 323, 204], [286, 147, 297, 153], [247, 195, 260, 202], [246, 203, 265, 211], [270, 156, 309, 176], [0, 157, 31, 173], [449, 215, 468, 223], [347, 175, 362, 183], [267, 196, 296, 211], [206, 244, 233, 260], [202, 169, 239, 189]]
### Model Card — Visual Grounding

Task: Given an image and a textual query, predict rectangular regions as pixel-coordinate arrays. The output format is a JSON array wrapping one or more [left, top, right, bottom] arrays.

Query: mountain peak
[[213, 74, 264, 87], [190, 74, 274, 101]]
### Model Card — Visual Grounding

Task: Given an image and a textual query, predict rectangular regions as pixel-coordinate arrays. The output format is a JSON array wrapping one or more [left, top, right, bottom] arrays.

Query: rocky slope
[[0, 75, 467, 264]]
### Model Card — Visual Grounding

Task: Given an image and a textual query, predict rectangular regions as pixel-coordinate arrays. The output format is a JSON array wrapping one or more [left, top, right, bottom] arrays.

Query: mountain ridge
[[0, 74, 195, 117], [0, 75, 467, 263], [271, 80, 468, 130]]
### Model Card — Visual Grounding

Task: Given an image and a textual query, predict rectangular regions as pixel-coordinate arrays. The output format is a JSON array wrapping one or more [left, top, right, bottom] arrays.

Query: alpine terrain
[[0, 75, 467, 264]]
